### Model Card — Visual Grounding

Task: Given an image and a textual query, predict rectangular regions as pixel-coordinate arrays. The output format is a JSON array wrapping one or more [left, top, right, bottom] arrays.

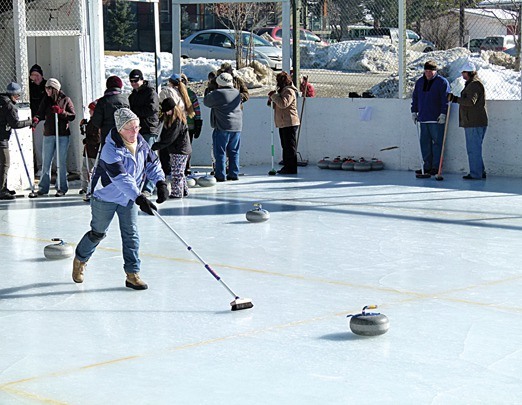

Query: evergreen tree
[[107, 0, 137, 50]]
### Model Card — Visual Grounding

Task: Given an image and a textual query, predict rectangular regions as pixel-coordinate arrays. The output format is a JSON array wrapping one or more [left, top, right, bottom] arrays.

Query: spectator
[[29, 64, 47, 176], [128, 69, 160, 196], [73, 108, 168, 290], [268, 71, 300, 175], [449, 61, 488, 180], [206, 62, 249, 104], [91, 75, 129, 142], [0, 82, 32, 200], [203, 73, 242, 182], [300, 75, 315, 98], [33, 78, 76, 197], [181, 73, 202, 175], [152, 98, 192, 198], [79, 100, 101, 197], [411, 60, 450, 176]]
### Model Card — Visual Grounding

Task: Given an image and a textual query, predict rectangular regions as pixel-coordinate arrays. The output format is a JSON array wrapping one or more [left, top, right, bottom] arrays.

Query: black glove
[[156, 180, 169, 204], [135, 194, 157, 215], [193, 119, 203, 139], [448, 93, 457, 102]]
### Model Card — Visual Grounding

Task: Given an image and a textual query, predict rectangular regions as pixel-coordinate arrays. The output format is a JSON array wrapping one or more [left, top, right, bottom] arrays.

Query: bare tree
[[422, 11, 460, 50], [213, 2, 275, 68]]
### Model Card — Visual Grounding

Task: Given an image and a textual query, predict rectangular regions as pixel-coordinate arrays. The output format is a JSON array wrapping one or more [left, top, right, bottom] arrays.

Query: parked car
[[180, 29, 283, 69], [365, 27, 435, 52], [480, 35, 515, 52], [463, 38, 485, 52], [504, 46, 519, 57], [254, 26, 328, 46]]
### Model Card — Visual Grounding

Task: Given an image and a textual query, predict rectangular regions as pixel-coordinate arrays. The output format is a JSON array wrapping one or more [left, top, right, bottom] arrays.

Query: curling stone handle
[[51, 238, 64, 243]]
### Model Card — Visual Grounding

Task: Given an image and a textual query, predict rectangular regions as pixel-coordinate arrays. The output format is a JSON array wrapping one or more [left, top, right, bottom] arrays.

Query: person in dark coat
[[33, 78, 76, 197], [152, 98, 192, 199], [0, 83, 32, 200], [128, 69, 160, 195], [29, 64, 47, 175], [79, 100, 101, 196], [91, 75, 130, 142]]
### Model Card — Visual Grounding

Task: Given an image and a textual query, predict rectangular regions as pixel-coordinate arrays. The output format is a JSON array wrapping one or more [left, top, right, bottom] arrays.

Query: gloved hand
[[135, 194, 157, 215], [437, 114, 446, 124], [156, 180, 169, 204], [151, 142, 160, 151], [193, 119, 203, 139], [411, 112, 418, 124], [448, 93, 458, 103], [50, 105, 64, 115], [31, 117, 39, 128]]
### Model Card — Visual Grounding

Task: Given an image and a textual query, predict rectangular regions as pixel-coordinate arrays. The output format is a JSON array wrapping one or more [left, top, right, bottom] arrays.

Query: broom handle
[[437, 102, 451, 177], [152, 210, 239, 299], [55, 113, 61, 192]]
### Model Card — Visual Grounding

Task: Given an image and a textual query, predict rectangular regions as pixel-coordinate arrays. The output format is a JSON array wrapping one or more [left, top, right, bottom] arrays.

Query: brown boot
[[72, 257, 87, 283], [125, 272, 148, 290]]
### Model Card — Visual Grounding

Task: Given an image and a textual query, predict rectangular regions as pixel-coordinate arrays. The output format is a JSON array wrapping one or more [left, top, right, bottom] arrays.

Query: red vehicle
[[254, 26, 327, 46]]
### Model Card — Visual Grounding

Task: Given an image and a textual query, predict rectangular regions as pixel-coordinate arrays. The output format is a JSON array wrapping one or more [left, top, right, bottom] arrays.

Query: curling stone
[[347, 305, 389, 336], [186, 176, 197, 188], [44, 238, 74, 260], [354, 158, 372, 172], [196, 175, 217, 188], [317, 157, 330, 169], [371, 158, 384, 171], [341, 158, 356, 171], [328, 156, 343, 170], [246, 203, 270, 223]]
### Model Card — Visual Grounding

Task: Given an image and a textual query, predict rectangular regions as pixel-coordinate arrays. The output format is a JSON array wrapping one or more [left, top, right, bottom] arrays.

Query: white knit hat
[[114, 108, 139, 132], [45, 78, 61, 91], [216, 72, 234, 88], [461, 61, 476, 72]]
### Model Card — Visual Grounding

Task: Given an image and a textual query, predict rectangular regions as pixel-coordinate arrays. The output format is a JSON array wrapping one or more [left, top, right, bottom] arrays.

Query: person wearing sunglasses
[[128, 69, 160, 197]]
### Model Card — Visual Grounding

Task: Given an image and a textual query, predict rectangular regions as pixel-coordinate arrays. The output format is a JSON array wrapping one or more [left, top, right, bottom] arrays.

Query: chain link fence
[[0, 0, 17, 93]]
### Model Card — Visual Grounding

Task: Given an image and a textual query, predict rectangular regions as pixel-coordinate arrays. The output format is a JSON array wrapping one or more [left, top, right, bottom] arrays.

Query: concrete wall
[[191, 97, 522, 178]]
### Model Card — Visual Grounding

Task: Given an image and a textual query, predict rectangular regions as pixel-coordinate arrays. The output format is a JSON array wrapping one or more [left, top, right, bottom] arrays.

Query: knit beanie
[[216, 72, 234, 88], [161, 97, 176, 113], [129, 69, 144, 81], [114, 108, 139, 132], [29, 64, 44, 76], [6, 82, 22, 95], [423, 60, 437, 71], [45, 78, 61, 91], [106, 75, 123, 89]]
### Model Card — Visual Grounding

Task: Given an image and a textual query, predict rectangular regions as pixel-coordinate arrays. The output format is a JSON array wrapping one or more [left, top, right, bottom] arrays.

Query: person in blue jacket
[[72, 108, 169, 290], [411, 60, 450, 176]]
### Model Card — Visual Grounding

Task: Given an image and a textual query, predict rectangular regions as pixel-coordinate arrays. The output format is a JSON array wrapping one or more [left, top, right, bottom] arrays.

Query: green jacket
[[456, 77, 488, 128]]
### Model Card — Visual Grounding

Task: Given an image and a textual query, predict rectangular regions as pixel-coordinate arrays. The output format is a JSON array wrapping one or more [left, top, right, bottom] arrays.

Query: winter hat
[[220, 62, 233, 73], [216, 72, 234, 88], [29, 64, 43, 76], [45, 78, 61, 91], [106, 75, 123, 89], [114, 108, 139, 132], [169, 73, 181, 82], [161, 97, 176, 113], [6, 82, 22, 95], [423, 60, 437, 71], [88, 99, 98, 111], [461, 61, 476, 72], [129, 69, 143, 81]]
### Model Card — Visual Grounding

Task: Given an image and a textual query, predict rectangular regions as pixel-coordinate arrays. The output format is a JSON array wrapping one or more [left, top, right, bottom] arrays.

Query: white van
[[480, 35, 515, 52]]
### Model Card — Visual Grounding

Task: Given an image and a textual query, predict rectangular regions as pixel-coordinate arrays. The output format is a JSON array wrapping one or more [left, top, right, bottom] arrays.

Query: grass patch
[[105, 51, 137, 57]]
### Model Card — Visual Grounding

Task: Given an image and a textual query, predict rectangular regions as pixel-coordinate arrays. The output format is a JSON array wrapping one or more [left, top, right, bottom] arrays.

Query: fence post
[[398, 0, 407, 99]]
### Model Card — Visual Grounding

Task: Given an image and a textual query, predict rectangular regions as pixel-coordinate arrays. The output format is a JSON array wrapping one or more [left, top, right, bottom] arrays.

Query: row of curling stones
[[318, 156, 384, 171], [346, 305, 389, 336], [246, 203, 270, 223], [44, 238, 74, 260], [187, 175, 216, 188]]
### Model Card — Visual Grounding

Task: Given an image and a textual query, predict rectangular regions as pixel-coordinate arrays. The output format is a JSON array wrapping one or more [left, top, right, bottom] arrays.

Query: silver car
[[181, 29, 283, 69]]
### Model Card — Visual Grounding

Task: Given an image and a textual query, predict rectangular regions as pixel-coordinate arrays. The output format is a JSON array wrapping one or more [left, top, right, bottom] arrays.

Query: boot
[[72, 257, 87, 283], [125, 272, 148, 290], [0, 191, 15, 200]]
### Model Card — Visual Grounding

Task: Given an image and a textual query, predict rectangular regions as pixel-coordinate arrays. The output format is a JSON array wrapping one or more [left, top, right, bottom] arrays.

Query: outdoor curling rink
[[1, 165, 522, 405]]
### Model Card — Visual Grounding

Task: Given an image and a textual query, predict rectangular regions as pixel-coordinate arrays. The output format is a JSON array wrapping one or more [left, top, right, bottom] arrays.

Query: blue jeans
[[141, 133, 157, 194], [39, 135, 70, 193], [419, 123, 444, 171], [212, 129, 240, 180], [465, 126, 487, 179], [75, 197, 141, 273]]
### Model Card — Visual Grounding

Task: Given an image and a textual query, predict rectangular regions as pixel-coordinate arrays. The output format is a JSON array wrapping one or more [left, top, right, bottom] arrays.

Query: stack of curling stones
[[346, 305, 389, 336], [44, 238, 74, 260], [317, 156, 384, 171], [246, 203, 270, 223]]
